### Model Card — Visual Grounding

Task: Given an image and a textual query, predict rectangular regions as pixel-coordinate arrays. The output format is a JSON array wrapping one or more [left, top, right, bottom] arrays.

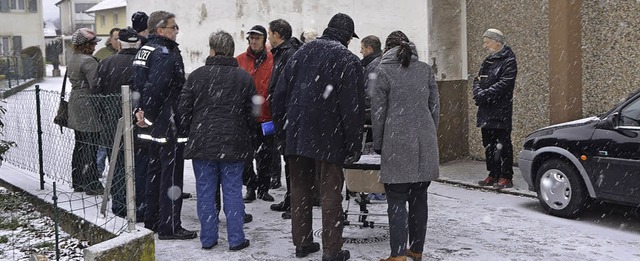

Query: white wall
[[126, 0, 429, 73], [0, 0, 45, 55]]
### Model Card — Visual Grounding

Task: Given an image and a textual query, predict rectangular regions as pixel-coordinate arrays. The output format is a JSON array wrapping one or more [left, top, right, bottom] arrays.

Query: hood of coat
[[380, 42, 419, 65]]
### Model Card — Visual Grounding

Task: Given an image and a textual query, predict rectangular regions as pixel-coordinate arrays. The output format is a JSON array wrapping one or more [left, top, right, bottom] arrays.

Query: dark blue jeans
[[384, 181, 431, 257], [193, 159, 246, 248]]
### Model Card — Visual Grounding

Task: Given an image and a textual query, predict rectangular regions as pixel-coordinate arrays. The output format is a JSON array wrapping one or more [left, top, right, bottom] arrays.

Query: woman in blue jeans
[[371, 31, 440, 261], [177, 30, 257, 251]]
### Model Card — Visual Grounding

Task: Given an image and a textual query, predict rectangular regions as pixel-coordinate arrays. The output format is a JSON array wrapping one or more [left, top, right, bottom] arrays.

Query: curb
[[435, 177, 537, 198], [0, 78, 37, 99]]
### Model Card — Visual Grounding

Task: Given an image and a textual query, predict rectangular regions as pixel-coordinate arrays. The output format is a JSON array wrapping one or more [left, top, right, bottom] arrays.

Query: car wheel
[[536, 159, 589, 218]]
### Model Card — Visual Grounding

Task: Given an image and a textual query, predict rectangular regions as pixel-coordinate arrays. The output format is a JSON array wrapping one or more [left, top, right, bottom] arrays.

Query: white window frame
[[101, 15, 106, 27], [0, 36, 10, 56], [10, 0, 26, 12], [113, 13, 118, 25]]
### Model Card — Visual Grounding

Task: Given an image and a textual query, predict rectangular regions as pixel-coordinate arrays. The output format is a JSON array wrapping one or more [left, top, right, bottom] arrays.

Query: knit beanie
[[482, 28, 505, 44]]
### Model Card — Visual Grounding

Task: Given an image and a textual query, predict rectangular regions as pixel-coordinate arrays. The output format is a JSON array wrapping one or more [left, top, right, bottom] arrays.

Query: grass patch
[[33, 241, 55, 249], [0, 218, 21, 230], [0, 235, 7, 243]]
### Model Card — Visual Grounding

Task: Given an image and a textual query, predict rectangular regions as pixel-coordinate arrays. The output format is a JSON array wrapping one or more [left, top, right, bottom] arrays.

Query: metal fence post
[[35, 85, 45, 189], [53, 182, 60, 261], [121, 85, 136, 231]]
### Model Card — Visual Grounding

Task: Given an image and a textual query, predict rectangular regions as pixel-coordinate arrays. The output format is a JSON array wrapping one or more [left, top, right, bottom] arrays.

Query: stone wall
[[465, 0, 550, 160], [581, 1, 640, 116]]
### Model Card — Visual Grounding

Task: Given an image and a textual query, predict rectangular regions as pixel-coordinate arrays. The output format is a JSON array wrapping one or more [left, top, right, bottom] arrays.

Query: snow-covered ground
[[1, 66, 640, 260]]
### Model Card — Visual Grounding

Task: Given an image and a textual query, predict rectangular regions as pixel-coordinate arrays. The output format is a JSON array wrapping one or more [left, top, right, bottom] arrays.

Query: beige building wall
[[465, 0, 550, 161], [94, 8, 126, 36], [0, 0, 45, 56], [581, 1, 640, 116]]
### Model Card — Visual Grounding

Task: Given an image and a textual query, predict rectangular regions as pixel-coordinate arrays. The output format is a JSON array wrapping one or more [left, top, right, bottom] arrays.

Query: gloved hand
[[344, 151, 362, 165], [374, 149, 381, 155]]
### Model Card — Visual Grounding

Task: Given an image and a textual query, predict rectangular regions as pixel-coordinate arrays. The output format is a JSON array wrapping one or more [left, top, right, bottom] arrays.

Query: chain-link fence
[[0, 55, 39, 90], [2, 86, 135, 244]]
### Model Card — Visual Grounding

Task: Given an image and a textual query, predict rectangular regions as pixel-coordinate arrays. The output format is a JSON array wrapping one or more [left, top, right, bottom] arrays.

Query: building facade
[[0, 0, 44, 57], [85, 0, 126, 36]]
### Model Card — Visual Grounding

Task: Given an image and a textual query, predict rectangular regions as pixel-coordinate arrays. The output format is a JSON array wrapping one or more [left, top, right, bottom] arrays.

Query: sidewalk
[[438, 159, 536, 198]]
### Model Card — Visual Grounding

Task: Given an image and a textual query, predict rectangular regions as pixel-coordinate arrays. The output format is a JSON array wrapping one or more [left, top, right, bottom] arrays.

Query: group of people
[[64, 8, 517, 261]]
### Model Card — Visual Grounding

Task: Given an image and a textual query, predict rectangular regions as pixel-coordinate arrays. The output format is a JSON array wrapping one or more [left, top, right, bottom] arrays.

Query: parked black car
[[518, 89, 640, 218]]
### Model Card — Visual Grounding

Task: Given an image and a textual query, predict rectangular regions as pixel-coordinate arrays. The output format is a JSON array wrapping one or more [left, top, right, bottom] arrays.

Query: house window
[[101, 15, 105, 26], [113, 13, 118, 25], [10, 0, 25, 11], [74, 3, 94, 14], [0, 37, 9, 56]]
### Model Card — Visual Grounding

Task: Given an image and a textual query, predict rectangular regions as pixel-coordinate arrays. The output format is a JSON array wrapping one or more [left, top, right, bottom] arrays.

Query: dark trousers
[[107, 147, 126, 216], [134, 140, 149, 219], [481, 128, 514, 180], [243, 125, 277, 193], [71, 131, 101, 190], [384, 182, 431, 257], [144, 141, 185, 235], [288, 155, 345, 255]]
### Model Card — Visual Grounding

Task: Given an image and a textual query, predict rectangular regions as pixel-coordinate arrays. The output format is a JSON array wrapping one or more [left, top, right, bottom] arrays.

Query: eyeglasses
[[162, 25, 179, 31]]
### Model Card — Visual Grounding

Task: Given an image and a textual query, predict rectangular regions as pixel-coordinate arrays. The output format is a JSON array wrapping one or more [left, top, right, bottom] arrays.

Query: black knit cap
[[131, 11, 149, 33], [119, 27, 141, 43], [327, 13, 359, 39]]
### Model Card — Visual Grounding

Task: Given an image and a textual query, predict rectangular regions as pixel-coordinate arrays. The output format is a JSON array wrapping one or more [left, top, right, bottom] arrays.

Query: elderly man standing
[[178, 30, 255, 252], [236, 25, 276, 203], [473, 28, 518, 189], [272, 13, 365, 261], [132, 11, 196, 240]]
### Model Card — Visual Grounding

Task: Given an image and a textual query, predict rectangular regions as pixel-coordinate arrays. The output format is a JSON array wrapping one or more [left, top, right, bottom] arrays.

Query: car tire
[[536, 159, 589, 218]]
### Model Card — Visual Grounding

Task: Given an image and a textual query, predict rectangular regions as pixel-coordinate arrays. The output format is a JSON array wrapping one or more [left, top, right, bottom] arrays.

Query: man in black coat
[[266, 18, 303, 219], [96, 27, 141, 219], [473, 28, 518, 189], [132, 11, 196, 240], [271, 13, 365, 261]]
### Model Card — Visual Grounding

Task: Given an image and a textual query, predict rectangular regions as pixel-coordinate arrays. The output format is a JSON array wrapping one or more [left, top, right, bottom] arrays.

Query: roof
[[85, 0, 126, 13]]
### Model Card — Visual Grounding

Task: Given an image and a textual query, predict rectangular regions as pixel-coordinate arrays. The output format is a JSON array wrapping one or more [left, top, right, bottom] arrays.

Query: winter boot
[[493, 178, 513, 189], [478, 176, 496, 186], [380, 256, 406, 261], [406, 249, 422, 261]]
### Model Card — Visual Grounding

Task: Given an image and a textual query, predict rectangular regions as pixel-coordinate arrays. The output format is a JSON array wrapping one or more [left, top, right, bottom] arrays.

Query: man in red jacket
[[236, 25, 276, 202]]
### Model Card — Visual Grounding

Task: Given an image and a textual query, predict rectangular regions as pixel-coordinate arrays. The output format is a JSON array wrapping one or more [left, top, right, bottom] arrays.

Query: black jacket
[[97, 48, 137, 94], [132, 35, 186, 140], [473, 45, 517, 129], [271, 28, 365, 164], [178, 56, 257, 161], [268, 37, 302, 97]]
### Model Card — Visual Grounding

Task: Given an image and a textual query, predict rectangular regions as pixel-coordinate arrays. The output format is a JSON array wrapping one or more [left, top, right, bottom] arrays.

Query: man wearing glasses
[[132, 11, 196, 240]]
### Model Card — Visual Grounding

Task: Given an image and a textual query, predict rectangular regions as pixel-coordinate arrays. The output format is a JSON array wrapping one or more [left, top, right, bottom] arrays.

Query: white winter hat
[[483, 28, 505, 44]]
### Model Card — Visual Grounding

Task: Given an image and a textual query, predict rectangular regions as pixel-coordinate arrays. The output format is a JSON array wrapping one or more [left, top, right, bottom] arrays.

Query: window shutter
[[12, 36, 22, 56], [28, 0, 37, 13], [0, 0, 9, 12]]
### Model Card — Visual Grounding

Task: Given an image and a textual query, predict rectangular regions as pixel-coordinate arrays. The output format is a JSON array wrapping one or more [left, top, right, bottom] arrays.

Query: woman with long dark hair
[[371, 30, 440, 261], [67, 28, 103, 195]]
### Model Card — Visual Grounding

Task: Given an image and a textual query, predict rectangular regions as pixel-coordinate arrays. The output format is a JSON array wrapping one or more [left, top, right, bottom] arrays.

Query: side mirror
[[597, 112, 619, 129]]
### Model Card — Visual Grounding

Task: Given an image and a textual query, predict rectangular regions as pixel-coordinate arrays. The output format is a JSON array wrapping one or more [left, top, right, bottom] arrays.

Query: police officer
[[132, 11, 196, 240]]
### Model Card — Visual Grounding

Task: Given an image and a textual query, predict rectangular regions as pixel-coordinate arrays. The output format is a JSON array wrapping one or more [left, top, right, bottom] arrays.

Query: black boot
[[296, 242, 320, 257], [257, 190, 275, 202], [243, 189, 256, 203], [270, 201, 290, 212], [244, 213, 253, 224], [322, 250, 350, 261]]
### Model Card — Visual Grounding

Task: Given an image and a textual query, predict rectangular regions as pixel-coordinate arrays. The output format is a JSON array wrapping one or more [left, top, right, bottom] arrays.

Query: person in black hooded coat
[[271, 13, 365, 261]]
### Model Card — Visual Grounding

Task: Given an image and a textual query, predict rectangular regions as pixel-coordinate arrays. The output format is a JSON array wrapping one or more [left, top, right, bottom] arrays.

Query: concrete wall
[[465, 0, 550, 160], [94, 7, 127, 36], [126, 0, 430, 73], [581, 1, 640, 116]]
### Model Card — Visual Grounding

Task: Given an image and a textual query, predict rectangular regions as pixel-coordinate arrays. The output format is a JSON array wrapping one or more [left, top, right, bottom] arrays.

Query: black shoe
[[270, 201, 290, 212], [258, 191, 275, 202], [270, 179, 281, 189], [322, 250, 350, 261], [202, 242, 218, 250], [229, 239, 250, 251], [244, 213, 253, 224], [313, 198, 321, 207], [296, 242, 320, 257], [282, 211, 291, 219], [158, 227, 198, 240], [181, 192, 192, 199], [243, 189, 256, 203]]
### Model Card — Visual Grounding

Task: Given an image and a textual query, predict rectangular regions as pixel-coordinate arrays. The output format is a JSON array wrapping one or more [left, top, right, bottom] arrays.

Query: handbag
[[53, 71, 69, 133]]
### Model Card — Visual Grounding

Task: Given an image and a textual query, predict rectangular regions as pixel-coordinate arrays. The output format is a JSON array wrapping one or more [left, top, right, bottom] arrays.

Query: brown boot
[[380, 256, 406, 261], [406, 249, 422, 261]]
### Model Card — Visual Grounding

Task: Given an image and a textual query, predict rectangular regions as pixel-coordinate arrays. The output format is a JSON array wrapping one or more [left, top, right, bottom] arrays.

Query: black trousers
[[71, 131, 102, 191], [243, 124, 277, 193], [384, 182, 431, 257], [144, 141, 185, 235], [481, 128, 514, 180]]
